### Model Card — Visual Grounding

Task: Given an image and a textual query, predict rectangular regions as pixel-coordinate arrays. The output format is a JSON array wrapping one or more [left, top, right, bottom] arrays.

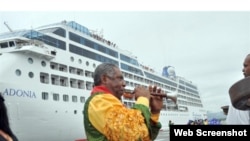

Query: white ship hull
[[0, 20, 207, 141]]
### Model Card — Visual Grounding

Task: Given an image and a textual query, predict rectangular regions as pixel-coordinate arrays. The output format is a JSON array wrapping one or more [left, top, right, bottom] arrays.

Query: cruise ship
[[0, 20, 207, 141]]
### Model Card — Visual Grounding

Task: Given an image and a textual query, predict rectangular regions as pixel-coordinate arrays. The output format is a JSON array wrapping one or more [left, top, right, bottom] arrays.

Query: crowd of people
[[186, 118, 221, 125]]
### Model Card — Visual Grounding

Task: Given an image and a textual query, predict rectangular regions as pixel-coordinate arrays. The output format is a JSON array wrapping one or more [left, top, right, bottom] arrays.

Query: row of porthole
[[54, 110, 78, 114], [23, 57, 97, 78], [70, 56, 96, 68], [15, 69, 34, 78], [28, 57, 97, 68]]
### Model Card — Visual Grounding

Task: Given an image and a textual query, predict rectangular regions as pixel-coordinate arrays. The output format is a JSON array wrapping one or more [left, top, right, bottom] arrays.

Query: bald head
[[243, 54, 250, 77]]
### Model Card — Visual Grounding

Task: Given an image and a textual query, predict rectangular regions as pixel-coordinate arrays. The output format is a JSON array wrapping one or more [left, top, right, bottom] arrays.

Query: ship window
[[70, 56, 74, 62], [123, 102, 128, 107], [28, 58, 33, 64], [40, 73, 49, 84], [59, 64, 67, 72], [50, 62, 58, 70], [76, 69, 83, 76], [41, 61, 46, 67], [77, 80, 84, 89], [60, 76, 68, 86], [9, 41, 15, 47], [80, 96, 85, 103], [76, 70, 80, 75], [53, 28, 66, 37], [93, 63, 96, 68], [69, 44, 119, 66], [51, 65, 55, 69], [63, 94, 69, 102], [72, 95, 77, 102], [52, 77, 55, 84], [15, 69, 21, 76], [125, 81, 129, 86], [0, 42, 8, 48], [60, 79, 65, 86], [86, 82, 93, 90], [85, 70, 92, 78], [28, 72, 34, 78], [70, 78, 77, 88], [53, 93, 59, 101], [51, 75, 59, 85], [69, 67, 77, 74], [40, 75, 45, 83], [42, 92, 49, 100], [86, 61, 89, 66], [78, 59, 82, 64]]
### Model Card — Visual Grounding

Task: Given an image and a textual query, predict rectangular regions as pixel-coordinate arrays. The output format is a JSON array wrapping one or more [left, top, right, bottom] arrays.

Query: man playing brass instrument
[[83, 63, 163, 141]]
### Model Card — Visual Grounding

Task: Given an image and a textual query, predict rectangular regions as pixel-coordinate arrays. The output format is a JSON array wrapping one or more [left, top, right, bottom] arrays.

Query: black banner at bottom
[[170, 125, 250, 140]]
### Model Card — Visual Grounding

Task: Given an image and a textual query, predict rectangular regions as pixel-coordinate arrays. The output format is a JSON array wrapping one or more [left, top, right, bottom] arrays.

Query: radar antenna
[[4, 22, 13, 32]]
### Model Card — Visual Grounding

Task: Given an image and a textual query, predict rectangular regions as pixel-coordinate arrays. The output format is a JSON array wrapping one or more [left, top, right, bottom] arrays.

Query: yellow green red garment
[[83, 86, 162, 141]]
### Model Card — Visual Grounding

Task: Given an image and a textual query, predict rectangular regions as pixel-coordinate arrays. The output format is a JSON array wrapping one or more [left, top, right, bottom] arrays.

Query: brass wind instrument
[[123, 90, 177, 103]]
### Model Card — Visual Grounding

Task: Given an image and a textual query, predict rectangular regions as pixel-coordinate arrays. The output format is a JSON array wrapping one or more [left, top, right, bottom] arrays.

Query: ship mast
[[4, 21, 13, 32]]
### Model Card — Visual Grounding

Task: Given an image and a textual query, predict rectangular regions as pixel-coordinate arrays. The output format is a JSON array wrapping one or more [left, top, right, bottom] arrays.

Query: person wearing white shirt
[[226, 54, 250, 124]]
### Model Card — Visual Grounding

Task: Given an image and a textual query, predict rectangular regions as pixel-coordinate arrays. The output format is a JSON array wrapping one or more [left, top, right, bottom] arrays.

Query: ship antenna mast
[[4, 21, 13, 32]]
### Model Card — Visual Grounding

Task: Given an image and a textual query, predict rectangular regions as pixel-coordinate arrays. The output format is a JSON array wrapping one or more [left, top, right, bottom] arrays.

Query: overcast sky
[[1, 1, 250, 112]]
